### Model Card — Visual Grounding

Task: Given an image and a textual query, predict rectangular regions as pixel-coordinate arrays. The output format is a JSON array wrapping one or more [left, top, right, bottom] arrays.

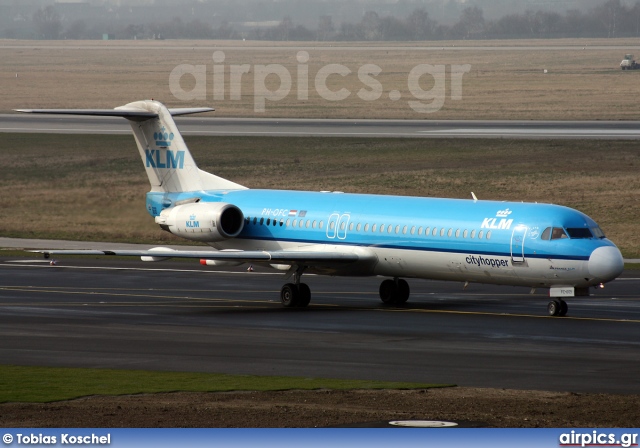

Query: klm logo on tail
[[154, 128, 174, 147], [145, 149, 185, 169]]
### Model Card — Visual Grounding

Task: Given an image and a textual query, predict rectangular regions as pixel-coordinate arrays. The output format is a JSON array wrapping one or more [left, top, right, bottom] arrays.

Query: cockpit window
[[591, 227, 606, 238], [566, 228, 593, 239], [542, 226, 592, 240], [551, 227, 568, 240]]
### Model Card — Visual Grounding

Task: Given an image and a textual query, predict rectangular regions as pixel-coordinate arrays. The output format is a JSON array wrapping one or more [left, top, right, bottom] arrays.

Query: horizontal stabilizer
[[168, 107, 215, 116], [15, 109, 158, 118], [15, 107, 214, 119]]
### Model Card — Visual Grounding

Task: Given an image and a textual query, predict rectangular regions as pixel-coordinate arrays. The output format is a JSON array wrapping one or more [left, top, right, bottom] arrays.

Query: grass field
[[0, 365, 447, 403], [1, 133, 638, 257], [3, 38, 640, 119]]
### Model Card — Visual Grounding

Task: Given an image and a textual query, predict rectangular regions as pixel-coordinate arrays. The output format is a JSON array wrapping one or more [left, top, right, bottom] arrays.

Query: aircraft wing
[[30, 248, 365, 265]]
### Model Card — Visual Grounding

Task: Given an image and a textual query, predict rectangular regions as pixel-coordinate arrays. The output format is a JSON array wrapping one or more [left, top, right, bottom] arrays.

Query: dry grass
[[1, 134, 638, 256], [2, 38, 640, 119]]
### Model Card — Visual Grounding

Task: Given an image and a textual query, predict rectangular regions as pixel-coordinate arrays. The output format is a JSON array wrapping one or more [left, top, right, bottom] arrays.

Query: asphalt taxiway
[[2, 114, 640, 139], [1, 254, 639, 394]]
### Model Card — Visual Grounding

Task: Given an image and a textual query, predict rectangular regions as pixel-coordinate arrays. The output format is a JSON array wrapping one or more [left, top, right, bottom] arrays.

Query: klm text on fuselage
[[145, 149, 185, 169]]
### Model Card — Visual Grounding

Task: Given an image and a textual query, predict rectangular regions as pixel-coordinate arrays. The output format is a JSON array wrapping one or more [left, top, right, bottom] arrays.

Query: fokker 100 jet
[[17, 100, 624, 316]]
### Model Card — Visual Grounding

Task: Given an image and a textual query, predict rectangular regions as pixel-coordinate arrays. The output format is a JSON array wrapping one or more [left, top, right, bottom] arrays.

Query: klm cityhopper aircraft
[[18, 100, 624, 316]]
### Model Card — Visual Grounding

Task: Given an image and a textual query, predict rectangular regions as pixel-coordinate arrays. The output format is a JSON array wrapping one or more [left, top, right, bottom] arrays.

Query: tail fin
[[16, 100, 246, 193]]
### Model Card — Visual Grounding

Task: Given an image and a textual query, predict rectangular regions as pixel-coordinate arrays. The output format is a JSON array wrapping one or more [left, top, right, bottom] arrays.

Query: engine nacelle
[[155, 202, 244, 242]]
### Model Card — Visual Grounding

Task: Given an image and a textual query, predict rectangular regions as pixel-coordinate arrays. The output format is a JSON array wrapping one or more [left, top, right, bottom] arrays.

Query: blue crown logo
[[189, 214, 196, 221], [496, 208, 512, 218], [153, 126, 174, 147]]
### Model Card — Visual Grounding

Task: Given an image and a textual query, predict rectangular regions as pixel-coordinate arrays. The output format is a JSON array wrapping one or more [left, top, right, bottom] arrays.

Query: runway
[[1, 255, 639, 394], [2, 114, 640, 139]]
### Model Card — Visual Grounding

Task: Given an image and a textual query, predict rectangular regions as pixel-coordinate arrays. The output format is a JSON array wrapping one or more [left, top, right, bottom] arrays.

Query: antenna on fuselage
[[471, 192, 478, 203]]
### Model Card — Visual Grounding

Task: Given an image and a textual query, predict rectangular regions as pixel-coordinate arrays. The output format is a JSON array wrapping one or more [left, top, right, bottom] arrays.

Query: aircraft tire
[[281, 283, 299, 307], [559, 300, 568, 317], [547, 300, 561, 316], [297, 283, 311, 307], [396, 279, 410, 304], [379, 279, 398, 304]]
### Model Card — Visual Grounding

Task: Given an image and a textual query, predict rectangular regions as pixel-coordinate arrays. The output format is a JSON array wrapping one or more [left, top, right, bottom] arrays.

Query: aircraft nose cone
[[589, 246, 624, 282]]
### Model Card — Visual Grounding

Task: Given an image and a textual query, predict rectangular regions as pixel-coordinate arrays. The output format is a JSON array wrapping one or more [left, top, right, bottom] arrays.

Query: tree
[[65, 20, 88, 40], [337, 21, 364, 41], [406, 8, 435, 41], [595, 0, 626, 37], [361, 11, 381, 40], [455, 6, 485, 39], [122, 24, 145, 40], [277, 16, 293, 41], [317, 15, 334, 41], [32, 6, 62, 40], [213, 21, 237, 40], [380, 16, 409, 41]]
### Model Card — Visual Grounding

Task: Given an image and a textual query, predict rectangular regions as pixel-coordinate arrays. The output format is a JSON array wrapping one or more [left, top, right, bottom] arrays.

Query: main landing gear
[[379, 278, 410, 305], [547, 299, 568, 317], [280, 266, 311, 308]]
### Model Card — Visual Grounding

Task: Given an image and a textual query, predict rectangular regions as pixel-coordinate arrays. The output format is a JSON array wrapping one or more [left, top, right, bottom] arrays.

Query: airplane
[[16, 100, 624, 317]]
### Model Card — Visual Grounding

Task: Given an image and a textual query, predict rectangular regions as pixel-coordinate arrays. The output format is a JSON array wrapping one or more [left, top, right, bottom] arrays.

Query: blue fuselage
[[146, 189, 623, 288]]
